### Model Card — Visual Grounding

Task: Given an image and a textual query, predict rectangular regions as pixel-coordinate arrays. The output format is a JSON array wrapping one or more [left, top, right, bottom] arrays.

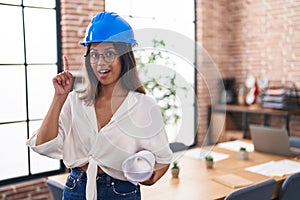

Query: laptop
[[249, 124, 300, 157]]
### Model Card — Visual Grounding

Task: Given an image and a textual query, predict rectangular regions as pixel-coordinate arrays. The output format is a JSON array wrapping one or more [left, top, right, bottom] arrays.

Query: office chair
[[289, 137, 300, 149], [277, 172, 300, 200], [224, 179, 277, 200], [46, 179, 64, 200], [169, 142, 189, 152]]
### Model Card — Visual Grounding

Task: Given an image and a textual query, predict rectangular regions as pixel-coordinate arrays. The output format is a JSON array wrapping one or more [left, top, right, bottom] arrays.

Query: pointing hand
[[52, 56, 74, 95]]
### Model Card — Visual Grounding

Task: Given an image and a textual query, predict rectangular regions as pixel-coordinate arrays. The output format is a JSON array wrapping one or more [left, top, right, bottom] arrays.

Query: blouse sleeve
[[26, 94, 72, 159], [137, 95, 173, 164]]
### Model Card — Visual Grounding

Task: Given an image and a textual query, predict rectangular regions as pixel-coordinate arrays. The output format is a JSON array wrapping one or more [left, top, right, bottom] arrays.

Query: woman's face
[[90, 42, 122, 87]]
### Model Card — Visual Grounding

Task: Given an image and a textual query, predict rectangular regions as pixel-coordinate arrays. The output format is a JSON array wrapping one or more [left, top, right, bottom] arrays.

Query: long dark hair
[[77, 42, 146, 104]]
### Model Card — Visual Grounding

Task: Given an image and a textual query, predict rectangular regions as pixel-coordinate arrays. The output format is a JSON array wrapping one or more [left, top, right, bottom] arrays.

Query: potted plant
[[237, 147, 249, 160], [171, 161, 180, 178], [205, 155, 214, 169]]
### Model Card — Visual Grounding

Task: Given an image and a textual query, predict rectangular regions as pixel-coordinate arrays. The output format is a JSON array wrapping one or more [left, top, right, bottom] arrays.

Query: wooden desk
[[48, 141, 299, 200], [208, 104, 300, 144]]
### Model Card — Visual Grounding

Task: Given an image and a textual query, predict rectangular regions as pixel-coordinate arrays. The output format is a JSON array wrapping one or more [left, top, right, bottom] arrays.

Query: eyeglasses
[[89, 50, 119, 64]]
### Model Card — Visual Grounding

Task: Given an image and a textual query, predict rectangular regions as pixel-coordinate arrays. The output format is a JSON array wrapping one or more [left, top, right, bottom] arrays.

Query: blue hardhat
[[80, 11, 137, 46]]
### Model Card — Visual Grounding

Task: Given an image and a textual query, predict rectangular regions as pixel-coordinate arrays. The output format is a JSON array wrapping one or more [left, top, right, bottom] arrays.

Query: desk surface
[[211, 104, 291, 115], [48, 140, 300, 200]]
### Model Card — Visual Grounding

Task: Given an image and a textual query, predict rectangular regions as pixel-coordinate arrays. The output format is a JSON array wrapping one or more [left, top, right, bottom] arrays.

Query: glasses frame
[[89, 50, 119, 65]]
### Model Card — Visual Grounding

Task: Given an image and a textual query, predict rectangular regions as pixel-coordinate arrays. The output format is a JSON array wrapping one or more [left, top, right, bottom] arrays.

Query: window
[[0, 0, 64, 185], [106, 0, 196, 147]]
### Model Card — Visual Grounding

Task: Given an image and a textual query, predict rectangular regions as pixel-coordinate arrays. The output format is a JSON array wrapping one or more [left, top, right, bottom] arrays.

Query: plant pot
[[171, 168, 180, 178], [205, 160, 214, 169], [237, 151, 249, 160]]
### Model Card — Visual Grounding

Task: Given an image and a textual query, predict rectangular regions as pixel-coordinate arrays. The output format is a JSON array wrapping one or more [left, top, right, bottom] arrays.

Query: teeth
[[99, 69, 110, 74]]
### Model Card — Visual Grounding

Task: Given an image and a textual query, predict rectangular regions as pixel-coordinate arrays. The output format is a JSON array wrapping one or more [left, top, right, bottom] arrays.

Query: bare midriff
[[80, 163, 105, 173]]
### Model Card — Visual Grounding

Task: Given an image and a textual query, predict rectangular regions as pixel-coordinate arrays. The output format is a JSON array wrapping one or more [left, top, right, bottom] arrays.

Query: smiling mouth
[[99, 69, 111, 74]]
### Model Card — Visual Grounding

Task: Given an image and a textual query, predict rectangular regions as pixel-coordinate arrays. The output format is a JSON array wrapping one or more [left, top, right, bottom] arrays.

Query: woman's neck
[[99, 83, 128, 100], [96, 84, 129, 115]]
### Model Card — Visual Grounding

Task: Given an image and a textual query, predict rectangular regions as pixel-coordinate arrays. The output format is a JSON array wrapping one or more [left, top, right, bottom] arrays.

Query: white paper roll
[[122, 150, 155, 183]]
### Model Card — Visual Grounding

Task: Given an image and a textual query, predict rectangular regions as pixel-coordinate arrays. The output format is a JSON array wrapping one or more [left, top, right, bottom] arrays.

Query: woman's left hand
[[140, 163, 170, 186]]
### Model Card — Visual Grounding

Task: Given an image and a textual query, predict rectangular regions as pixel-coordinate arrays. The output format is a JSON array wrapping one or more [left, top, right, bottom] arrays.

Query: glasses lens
[[104, 51, 116, 63], [89, 51, 117, 64], [90, 52, 99, 64]]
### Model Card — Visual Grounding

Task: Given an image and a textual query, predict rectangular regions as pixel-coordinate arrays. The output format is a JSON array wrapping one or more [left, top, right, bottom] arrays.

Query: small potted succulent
[[171, 161, 180, 178], [205, 155, 214, 169], [237, 147, 249, 160]]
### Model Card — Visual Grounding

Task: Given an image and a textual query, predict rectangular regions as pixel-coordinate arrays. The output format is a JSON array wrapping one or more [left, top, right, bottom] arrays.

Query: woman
[[27, 11, 172, 200]]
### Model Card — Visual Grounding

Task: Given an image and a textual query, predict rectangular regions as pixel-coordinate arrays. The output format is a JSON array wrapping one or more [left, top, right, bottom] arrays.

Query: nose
[[97, 55, 108, 66]]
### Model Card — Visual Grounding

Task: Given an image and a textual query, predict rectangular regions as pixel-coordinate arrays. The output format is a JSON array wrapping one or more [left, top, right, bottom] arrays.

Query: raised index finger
[[63, 55, 69, 71]]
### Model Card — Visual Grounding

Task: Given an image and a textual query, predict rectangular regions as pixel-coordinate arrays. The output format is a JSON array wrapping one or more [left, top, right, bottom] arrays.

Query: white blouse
[[26, 90, 173, 199]]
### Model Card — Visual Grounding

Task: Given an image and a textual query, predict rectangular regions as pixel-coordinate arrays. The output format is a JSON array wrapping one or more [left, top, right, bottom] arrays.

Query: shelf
[[207, 104, 300, 145]]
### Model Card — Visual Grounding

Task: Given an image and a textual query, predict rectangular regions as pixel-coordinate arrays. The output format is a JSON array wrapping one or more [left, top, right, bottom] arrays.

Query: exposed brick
[[196, 0, 300, 145], [0, 178, 51, 200], [0, 185, 14, 194]]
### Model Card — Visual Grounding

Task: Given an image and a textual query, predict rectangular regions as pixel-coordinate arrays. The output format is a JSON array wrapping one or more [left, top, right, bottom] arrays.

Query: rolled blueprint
[[122, 150, 155, 183]]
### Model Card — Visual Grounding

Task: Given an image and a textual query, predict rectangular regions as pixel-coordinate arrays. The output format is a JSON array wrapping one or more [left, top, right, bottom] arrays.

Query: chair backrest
[[169, 142, 189, 152], [289, 137, 300, 149], [46, 179, 64, 200], [277, 172, 300, 200], [224, 179, 277, 200]]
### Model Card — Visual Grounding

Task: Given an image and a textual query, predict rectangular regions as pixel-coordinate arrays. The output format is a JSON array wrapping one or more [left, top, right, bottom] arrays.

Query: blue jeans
[[62, 168, 141, 200]]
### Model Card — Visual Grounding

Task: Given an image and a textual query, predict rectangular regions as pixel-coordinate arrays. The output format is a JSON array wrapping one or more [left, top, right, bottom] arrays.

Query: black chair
[[224, 179, 277, 200], [46, 179, 64, 200], [277, 172, 300, 200], [169, 142, 189, 152], [289, 137, 300, 149]]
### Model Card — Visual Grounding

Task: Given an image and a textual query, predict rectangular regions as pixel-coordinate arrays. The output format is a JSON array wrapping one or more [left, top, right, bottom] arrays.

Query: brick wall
[[196, 0, 300, 145], [0, 178, 50, 200], [227, 0, 300, 85], [227, 0, 300, 139], [196, 0, 232, 145]]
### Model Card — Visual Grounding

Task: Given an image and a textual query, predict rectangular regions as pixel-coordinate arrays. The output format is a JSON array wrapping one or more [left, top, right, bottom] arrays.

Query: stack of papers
[[245, 159, 300, 177], [185, 148, 229, 162], [217, 140, 254, 152]]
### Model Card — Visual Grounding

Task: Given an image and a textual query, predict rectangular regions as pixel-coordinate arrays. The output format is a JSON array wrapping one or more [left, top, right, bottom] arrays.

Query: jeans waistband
[[70, 167, 117, 185]]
